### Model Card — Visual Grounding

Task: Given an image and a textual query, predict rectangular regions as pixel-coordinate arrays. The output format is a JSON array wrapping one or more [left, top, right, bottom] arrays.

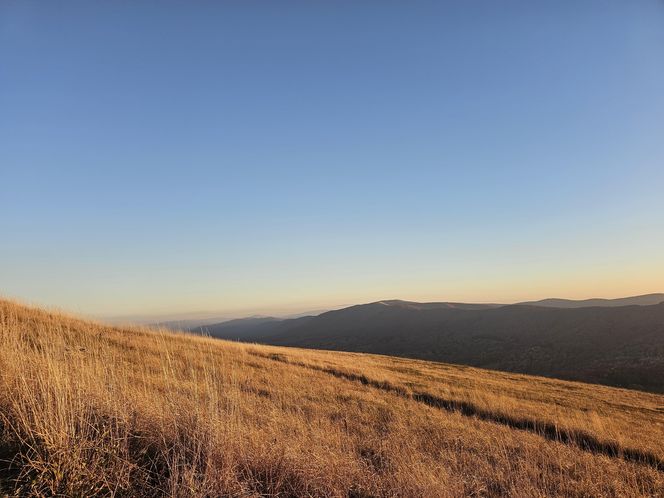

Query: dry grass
[[0, 299, 663, 497]]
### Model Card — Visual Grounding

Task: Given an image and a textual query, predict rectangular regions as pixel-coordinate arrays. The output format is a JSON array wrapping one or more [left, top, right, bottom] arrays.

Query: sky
[[1, 1, 664, 320]]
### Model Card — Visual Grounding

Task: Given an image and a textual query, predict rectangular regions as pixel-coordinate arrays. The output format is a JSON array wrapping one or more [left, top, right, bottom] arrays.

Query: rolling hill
[[195, 297, 664, 393], [1, 299, 663, 496], [518, 293, 664, 308]]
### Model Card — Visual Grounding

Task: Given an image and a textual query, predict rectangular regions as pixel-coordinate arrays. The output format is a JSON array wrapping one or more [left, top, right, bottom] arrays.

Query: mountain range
[[191, 294, 664, 392], [518, 293, 664, 308]]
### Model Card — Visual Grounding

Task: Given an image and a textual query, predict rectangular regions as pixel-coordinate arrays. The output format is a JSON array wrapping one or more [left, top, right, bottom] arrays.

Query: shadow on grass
[[0, 425, 21, 495], [253, 351, 664, 472]]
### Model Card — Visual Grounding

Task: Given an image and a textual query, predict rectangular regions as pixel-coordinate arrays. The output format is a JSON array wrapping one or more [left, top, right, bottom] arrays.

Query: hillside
[[1, 300, 663, 497], [196, 299, 664, 393]]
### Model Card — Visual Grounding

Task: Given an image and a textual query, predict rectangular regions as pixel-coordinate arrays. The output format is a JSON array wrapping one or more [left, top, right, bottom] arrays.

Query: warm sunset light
[[1, 2, 663, 496], [3, 2, 663, 321]]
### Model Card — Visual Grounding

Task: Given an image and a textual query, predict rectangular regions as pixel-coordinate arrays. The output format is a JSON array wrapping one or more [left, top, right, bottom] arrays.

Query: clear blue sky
[[2, 1, 664, 318]]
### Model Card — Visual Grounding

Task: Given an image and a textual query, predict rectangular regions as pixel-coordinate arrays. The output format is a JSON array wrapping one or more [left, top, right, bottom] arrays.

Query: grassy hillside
[[1, 300, 663, 497]]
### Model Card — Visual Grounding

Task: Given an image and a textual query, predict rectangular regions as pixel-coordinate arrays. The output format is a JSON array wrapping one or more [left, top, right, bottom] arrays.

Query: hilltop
[[195, 296, 664, 393], [518, 293, 664, 308], [1, 299, 663, 496]]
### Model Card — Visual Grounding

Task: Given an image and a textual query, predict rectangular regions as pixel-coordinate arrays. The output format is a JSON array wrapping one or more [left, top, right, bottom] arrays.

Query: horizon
[[2, 1, 664, 318], [71, 290, 664, 324], [4, 290, 664, 325]]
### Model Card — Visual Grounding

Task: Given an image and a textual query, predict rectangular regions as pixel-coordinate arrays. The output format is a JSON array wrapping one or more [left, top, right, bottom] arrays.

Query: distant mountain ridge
[[193, 294, 664, 393], [518, 293, 664, 308], [372, 300, 503, 310]]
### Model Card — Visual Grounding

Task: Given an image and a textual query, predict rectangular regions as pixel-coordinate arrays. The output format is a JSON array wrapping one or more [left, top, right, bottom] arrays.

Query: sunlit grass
[[1, 299, 662, 496]]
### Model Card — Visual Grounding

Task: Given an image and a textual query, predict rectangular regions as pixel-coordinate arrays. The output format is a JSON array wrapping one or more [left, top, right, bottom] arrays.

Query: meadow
[[1, 299, 663, 497]]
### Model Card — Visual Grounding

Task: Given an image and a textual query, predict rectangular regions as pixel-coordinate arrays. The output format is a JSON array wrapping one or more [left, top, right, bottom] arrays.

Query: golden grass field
[[1, 299, 663, 497]]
